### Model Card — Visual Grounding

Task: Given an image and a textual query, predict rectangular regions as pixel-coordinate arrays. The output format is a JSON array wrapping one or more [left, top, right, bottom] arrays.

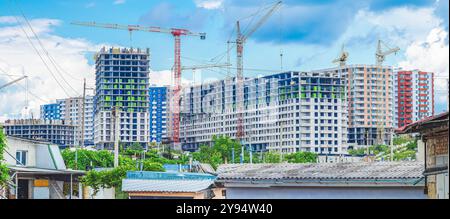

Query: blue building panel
[[149, 86, 167, 143], [40, 103, 61, 120]]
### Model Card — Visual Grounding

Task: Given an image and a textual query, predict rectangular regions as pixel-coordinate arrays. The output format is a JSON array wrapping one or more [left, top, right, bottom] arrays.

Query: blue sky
[[0, 0, 448, 118]]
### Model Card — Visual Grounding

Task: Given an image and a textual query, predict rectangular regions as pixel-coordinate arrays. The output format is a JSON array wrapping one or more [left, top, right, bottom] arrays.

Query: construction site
[[0, 0, 447, 156]]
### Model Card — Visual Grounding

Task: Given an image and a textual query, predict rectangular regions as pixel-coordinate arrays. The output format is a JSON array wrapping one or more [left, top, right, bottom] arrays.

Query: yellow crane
[[374, 40, 400, 145], [333, 44, 349, 67]]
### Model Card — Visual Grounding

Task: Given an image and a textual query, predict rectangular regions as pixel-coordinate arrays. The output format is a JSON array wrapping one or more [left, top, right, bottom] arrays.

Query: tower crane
[[333, 44, 349, 67], [376, 40, 400, 66], [234, 1, 282, 142], [71, 21, 206, 145], [374, 40, 400, 146], [0, 76, 28, 91], [182, 63, 232, 85]]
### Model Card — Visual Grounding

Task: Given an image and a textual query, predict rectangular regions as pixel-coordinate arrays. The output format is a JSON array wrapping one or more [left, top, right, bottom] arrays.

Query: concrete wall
[[225, 186, 427, 199], [4, 137, 37, 166]]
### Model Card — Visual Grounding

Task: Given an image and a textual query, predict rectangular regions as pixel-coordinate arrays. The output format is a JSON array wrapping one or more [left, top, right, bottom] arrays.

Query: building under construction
[[93, 47, 150, 149], [315, 65, 395, 147], [180, 71, 349, 155], [2, 119, 76, 148]]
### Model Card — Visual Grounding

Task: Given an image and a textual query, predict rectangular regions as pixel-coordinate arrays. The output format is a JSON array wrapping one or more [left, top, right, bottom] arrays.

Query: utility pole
[[81, 79, 86, 149], [113, 106, 120, 168], [390, 131, 394, 162], [447, 79, 449, 112]]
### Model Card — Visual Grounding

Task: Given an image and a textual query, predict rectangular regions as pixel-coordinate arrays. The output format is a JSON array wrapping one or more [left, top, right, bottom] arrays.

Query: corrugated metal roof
[[126, 171, 216, 180], [8, 166, 85, 175], [122, 179, 214, 193], [396, 112, 449, 134], [216, 162, 424, 182]]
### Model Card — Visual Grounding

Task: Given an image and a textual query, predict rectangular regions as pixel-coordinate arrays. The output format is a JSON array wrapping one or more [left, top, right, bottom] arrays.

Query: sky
[[0, 0, 448, 120]]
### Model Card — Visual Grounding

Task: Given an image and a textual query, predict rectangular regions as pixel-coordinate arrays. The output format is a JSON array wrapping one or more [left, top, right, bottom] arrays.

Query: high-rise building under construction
[[180, 71, 348, 155], [315, 65, 394, 147], [93, 47, 150, 149]]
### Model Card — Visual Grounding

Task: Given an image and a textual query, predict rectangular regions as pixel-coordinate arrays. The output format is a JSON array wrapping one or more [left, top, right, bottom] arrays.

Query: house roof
[[395, 112, 449, 134], [8, 166, 85, 175], [122, 179, 214, 193], [216, 162, 424, 184], [126, 171, 216, 180]]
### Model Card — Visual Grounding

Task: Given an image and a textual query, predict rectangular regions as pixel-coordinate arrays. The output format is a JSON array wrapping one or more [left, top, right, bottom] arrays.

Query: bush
[[0, 128, 9, 186]]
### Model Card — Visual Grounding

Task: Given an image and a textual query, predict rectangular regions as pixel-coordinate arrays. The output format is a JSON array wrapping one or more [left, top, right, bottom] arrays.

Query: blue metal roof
[[126, 171, 216, 181]]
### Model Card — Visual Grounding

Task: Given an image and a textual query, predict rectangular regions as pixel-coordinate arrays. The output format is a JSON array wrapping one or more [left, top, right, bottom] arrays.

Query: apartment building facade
[[94, 47, 150, 149], [315, 65, 394, 147], [179, 71, 348, 155], [2, 119, 76, 148], [40, 103, 61, 120], [149, 86, 168, 144], [393, 69, 435, 128], [39, 96, 95, 146]]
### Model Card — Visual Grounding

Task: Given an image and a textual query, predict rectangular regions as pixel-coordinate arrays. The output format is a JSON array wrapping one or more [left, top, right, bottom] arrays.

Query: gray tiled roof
[[216, 162, 424, 182], [122, 179, 214, 193]]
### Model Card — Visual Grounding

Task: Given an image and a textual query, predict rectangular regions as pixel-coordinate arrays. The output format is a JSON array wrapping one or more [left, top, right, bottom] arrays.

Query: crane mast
[[72, 21, 206, 146], [235, 1, 282, 141], [374, 40, 400, 145]]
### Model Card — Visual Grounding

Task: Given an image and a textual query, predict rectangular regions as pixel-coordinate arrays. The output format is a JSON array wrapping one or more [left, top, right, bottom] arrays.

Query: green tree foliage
[[0, 128, 9, 186], [61, 148, 167, 196], [284, 152, 318, 163], [263, 152, 282, 163], [61, 149, 114, 170], [192, 136, 318, 169], [128, 143, 144, 152], [393, 135, 412, 145]]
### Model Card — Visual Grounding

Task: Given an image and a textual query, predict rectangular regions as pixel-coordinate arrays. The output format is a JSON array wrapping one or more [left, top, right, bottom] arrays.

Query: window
[[16, 150, 28, 166]]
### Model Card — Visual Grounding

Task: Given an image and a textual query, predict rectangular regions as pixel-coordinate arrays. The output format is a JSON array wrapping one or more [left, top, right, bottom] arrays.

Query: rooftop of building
[[2, 119, 75, 126], [216, 162, 424, 185], [122, 171, 216, 193], [395, 111, 449, 134], [96, 47, 149, 55]]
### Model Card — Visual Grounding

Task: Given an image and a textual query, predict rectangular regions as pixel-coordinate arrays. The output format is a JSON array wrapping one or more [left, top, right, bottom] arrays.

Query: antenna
[[280, 49, 283, 72]]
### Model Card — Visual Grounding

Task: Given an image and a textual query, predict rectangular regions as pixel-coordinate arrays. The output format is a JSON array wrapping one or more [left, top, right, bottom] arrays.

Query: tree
[[0, 128, 9, 186], [284, 152, 317, 163], [128, 143, 144, 152], [264, 152, 282, 163]]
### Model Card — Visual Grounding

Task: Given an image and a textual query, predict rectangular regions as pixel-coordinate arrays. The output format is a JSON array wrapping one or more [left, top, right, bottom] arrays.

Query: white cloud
[[194, 0, 224, 10], [399, 27, 449, 104], [334, 6, 449, 108], [113, 0, 126, 5], [0, 16, 105, 120], [150, 69, 192, 87], [0, 16, 18, 24]]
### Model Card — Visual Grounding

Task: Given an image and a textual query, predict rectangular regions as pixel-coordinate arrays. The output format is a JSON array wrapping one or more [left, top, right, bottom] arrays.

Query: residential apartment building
[[315, 65, 394, 147], [180, 71, 348, 155], [393, 69, 435, 128], [40, 103, 61, 120], [39, 96, 95, 146], [94, 47, 150, 149], [149, 86, 168, 144], [2, 119, 76, 148]]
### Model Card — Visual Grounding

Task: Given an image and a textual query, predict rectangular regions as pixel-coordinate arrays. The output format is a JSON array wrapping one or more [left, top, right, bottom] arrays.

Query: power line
[[7, 13, 72, 97], [13, 1, 81, 95]]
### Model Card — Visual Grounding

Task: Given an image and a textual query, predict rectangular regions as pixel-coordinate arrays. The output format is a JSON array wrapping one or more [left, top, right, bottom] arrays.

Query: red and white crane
[[72, 21, 206, 145]]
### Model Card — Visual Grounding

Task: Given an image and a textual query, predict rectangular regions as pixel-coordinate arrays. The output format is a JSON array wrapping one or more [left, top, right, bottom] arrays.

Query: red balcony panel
[[419, 110, 428, 113]]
